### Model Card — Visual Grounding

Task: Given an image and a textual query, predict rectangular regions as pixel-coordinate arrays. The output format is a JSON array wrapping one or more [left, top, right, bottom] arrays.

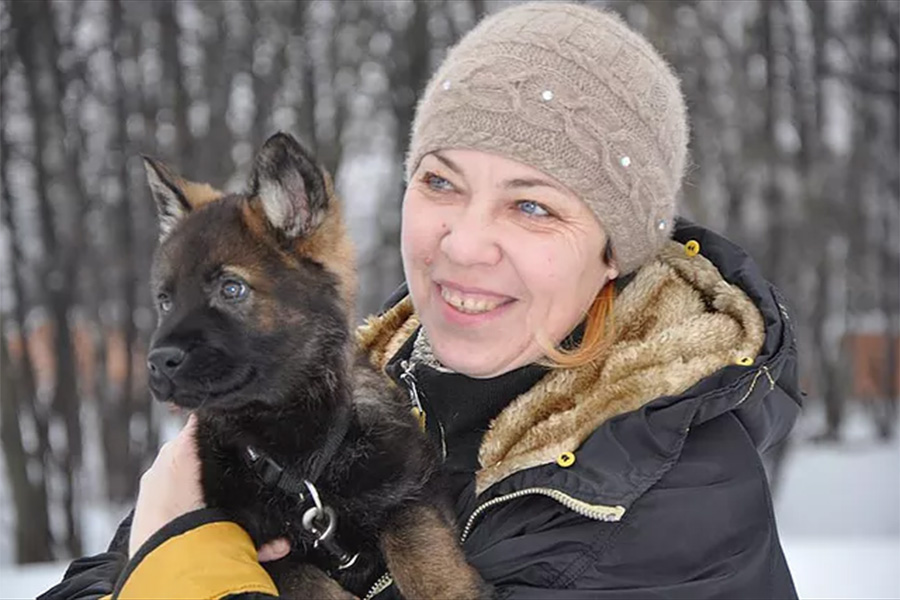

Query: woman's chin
[[430, 339, 533, 379]]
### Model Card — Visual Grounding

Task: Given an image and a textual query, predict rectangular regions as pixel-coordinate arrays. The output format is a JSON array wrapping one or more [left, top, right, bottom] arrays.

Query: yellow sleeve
[[113, 509, 279, 600]]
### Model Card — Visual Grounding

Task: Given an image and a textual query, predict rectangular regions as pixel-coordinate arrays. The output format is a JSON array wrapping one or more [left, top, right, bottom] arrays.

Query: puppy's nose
[[147, 346, 186, 378]]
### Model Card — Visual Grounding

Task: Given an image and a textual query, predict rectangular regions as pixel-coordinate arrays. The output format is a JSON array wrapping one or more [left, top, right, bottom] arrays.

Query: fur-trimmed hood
[[357, 220, 800, 513]]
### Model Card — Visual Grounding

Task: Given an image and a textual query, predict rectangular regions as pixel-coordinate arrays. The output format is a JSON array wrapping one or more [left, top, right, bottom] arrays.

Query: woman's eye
[[516, 200, 551, 217], [220, 279, 248, 302], [423, 172, 454, 192], [157, 293, 173, 313]]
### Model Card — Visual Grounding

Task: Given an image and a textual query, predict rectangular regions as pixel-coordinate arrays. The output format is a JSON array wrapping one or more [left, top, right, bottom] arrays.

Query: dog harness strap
[[305, 400, 352, 484], [244, 446, 308, 499], [243, 399, 351, 495], [276, 468, 308, 497]]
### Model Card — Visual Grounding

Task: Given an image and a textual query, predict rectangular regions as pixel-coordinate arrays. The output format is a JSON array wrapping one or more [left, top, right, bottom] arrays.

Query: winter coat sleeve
[[36, 552, 127, 600], [37, 511, 133, 600], [37, 508, 282, 600], [462, 414, 797, 600], [108, 508, 280, 599]]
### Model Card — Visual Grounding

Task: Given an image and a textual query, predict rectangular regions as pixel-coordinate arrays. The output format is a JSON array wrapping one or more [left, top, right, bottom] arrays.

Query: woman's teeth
[[440, 286, 506, 314]]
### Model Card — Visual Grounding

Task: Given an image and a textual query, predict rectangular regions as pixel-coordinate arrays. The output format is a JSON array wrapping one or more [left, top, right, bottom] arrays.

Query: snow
[[772, 407, 900, 599], [1, 562, 67, 599], [775, 432, 900, 537], [2, 409, 898, 599], [781, 537, 899, 600]]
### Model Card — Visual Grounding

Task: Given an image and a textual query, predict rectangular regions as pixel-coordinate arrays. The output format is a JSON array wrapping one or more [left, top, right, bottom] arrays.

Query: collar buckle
[[246, 445, 286, 487]]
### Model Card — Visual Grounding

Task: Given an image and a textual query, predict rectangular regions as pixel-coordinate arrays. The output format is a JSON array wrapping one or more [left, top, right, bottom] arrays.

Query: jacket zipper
[[399, 360, 424, 415], [363, 572, 394, 600], [399, 360, 447, 459], [460, 487, 626, 542], [362, 488, 626, 599]]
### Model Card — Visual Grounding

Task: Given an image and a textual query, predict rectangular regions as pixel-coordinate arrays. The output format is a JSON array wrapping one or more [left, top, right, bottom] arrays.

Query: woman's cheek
[[414, 203, 451, 257], [402, 196, 440, 267]]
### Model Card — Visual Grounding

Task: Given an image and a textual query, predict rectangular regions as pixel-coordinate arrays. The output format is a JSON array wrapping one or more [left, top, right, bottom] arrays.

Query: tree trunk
[[0, 321, 55, 563], [294, 2, 319, 157], [364, 0, 434, 315], [107, 0, 141, 503], [0, 58, 54, 558], [12, 0, 84, 557], [202, 3, 236, 183], [0, 48, 54, 563], [470, 0, 487, 23], [159, 0, 192, 168], [761, 0, 786, 286], [319, 0, 349, 176]]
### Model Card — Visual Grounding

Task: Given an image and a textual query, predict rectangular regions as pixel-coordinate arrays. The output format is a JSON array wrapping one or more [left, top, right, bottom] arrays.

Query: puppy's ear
[[144, 157, 191, 240], [248, 132, 327, 239], [143, 157, 223, 241]]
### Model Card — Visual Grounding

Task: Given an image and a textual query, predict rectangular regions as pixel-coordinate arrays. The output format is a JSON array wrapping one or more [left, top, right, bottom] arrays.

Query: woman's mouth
[[438, 283, 514, 315]]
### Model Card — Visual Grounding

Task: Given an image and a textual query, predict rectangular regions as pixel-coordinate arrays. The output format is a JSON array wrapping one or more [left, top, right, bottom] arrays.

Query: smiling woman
[[41, 2, 802, 600]]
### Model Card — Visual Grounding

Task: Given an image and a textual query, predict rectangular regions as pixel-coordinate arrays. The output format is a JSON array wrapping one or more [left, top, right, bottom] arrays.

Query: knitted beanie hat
[[405, 2, 689, 275]]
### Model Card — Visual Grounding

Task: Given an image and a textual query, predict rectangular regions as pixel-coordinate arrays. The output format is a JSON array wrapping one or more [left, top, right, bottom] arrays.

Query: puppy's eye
[[157, 293, 173, 313], [221, 279, 248, 302]]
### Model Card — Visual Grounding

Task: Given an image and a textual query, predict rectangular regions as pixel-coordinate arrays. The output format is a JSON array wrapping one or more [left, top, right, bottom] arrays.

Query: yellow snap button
[[737, 357, 754, 366], [685, 240, 700, 257], [557, 452, 576, 467]]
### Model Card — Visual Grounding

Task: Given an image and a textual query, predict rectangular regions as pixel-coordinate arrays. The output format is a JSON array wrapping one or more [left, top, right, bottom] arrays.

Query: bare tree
[[0, 57, 54, 561]]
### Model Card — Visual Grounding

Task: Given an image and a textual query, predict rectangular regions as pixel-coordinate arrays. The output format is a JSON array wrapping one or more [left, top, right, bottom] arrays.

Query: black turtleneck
[[384, 330, 550, 507]]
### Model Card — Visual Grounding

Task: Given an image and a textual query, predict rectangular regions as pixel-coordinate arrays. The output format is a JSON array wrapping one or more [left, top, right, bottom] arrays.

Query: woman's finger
[[174, 413, 198, 447], [257, 537, 291, 562]]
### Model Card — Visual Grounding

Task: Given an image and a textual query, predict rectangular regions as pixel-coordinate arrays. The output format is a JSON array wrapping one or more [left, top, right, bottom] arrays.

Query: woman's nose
[[438, 203, 502, 267]]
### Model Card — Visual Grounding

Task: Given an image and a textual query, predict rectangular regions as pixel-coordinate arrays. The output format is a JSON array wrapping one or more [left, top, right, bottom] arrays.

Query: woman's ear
[[608, 264, 620, 282], [603, 239, 619, 281]]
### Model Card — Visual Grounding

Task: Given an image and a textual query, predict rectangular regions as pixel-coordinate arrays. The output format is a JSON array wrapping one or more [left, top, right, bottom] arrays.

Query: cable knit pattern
[[406, 2, 689, 274]]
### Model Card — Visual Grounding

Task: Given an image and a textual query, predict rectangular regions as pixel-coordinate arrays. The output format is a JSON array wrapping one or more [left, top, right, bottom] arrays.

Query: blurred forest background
[[0, 0, 897, 566]]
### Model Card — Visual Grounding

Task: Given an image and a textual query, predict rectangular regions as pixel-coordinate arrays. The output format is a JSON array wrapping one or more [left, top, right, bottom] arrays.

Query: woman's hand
[[128, 413, 293, 562], [129, 414, 206, 557]]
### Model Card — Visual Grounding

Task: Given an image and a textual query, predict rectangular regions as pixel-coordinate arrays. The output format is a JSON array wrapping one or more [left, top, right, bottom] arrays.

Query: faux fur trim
[[355, 241, 765, 495], [356, 295, 418, 372]]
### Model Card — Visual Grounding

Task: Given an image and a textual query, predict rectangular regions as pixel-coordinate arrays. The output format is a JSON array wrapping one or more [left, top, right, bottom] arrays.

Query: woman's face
[[401, 149, 618, 378]]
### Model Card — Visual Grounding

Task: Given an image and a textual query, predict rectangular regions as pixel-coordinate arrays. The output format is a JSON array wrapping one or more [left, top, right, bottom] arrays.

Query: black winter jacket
[[40, 221, 800, 600]]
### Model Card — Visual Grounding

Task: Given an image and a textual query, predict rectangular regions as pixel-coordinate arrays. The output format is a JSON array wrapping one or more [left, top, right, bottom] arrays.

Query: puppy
[[143, 132, 489, 599]]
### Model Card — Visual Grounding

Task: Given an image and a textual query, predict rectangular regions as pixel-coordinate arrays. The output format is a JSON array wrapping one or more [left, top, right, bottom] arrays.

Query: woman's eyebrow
[[430, 152, 565, 195], [502, 177, 566, 194], [431, 151, 465, 176]]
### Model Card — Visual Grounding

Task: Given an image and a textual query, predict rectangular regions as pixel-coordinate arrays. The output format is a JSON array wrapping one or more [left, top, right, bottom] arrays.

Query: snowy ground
[[2, 408, 898, 599], [772, 406, 900, 599]]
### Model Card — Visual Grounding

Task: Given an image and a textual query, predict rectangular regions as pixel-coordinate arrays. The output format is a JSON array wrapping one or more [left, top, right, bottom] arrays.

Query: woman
[[43, 2, 800, 598]]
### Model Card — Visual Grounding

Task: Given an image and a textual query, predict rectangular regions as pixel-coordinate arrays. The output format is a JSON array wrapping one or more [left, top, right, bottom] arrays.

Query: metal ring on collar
[[302, 504, 337, 542], [303, 479, 324, 512], [336, 551, 360, 571]]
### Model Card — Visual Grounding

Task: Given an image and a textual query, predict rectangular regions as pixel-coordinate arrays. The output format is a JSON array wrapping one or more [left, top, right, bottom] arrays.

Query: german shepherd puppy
[[143, 133, 489, 599]]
